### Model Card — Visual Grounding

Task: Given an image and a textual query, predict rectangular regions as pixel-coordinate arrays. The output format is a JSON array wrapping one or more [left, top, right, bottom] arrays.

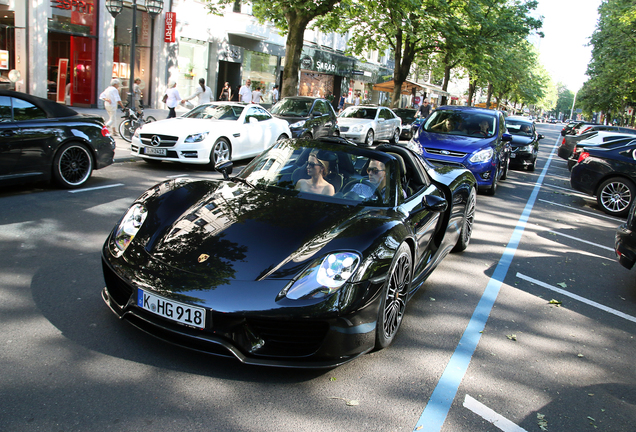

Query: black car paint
[[271, 97, 339, 139], [616, 202, 636, 269], [393, 108, 417, 140], [0, 90, 114, 187], [101, 140, 476, 367]]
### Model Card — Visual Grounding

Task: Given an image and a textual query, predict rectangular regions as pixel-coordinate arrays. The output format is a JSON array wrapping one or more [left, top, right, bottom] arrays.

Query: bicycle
[[118, 101, 156, 142]]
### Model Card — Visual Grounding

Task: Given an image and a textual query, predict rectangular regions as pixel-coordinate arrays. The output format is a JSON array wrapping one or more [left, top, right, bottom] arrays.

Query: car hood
[[272, 114, 309, 124], [417, 131, 490, 151], [510, 135, 533, 146], [337, 118, 373, 126], [137, 180, 384, 285], [139, 117, 230, 136]]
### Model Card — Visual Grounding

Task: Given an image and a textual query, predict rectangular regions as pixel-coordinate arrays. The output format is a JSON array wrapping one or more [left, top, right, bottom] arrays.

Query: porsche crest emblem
[[198, 254, 210, 263]]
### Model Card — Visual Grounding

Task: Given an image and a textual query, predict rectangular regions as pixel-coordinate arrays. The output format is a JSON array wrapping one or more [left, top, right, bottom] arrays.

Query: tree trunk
[[281, 12, 311, 99], [486, 83, 493, 109], [441, 63, 452, 106], [467, 76, 476, 107], [390, 29, 416, 109]]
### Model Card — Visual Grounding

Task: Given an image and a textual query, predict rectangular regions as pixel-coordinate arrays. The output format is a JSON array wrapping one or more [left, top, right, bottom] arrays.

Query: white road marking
[[538, 199, 624, 222], [544, 229, 614, 252], [463, 395, 528, 432], [516, 273, 636, 324], [543, 182, 590, 198], [68, 183, 124, 193]]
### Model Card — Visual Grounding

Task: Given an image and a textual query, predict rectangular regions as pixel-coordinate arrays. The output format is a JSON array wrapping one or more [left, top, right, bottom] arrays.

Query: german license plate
[[144, 147, 167, 156], [137, 289, 206, 329]]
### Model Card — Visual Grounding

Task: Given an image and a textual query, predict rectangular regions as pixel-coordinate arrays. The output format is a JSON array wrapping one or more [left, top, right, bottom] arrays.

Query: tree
[[206, 0, 342, 98]]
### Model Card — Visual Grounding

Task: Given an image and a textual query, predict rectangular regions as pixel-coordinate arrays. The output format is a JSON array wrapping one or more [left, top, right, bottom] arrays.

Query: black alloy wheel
[[453, 187, 476, 252], [375, 243, 412, 349], [53, 142, 93, 188], [486, 166, 499, 196], [500, 156, 509, 180]]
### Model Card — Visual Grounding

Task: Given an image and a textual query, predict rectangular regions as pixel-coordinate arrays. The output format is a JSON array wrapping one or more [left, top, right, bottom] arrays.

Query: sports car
[[101, 137, 477, 368], [130, 102, 291, 168]]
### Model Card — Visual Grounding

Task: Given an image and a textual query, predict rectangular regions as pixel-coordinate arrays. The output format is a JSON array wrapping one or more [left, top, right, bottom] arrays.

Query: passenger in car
[[295, 153, 335, 196]]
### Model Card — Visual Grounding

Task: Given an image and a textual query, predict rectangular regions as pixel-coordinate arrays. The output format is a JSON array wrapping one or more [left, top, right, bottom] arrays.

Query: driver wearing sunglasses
[[351, 159, 387, 200]]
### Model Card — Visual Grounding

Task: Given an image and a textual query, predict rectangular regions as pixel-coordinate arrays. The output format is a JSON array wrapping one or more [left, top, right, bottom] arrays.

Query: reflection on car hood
[[139, 117, 229, 136], [143, 181, 376, 284], [337, 118, 373, 126], [417, 131, 490, 150], [510, 135, 533, 146]]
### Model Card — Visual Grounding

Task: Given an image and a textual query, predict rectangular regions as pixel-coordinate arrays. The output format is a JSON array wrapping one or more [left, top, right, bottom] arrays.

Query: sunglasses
[[367, 167, 385, 175], [307, 162, 324, 169]]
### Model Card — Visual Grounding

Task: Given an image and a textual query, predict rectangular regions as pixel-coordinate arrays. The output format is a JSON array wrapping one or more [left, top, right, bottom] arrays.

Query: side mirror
[[216, 161, 234, 179], [538, 134, 544, 140], [502, 132, 513, 142], [413, 194, 448, 215]]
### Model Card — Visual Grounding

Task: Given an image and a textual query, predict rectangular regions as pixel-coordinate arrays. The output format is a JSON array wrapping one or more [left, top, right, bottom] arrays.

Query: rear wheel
[[596, 177, 635, 217], [453, 187, 476, 252], [389, 128, 400, 144], [209, 138, 231, 169], [365, 129, 374, 147], [375, 243, 412, 349], [53, 142, 93, 188]]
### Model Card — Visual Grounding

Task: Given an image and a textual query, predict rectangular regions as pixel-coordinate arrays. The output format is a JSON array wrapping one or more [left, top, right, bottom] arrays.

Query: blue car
[[409, 106, 512, 195]]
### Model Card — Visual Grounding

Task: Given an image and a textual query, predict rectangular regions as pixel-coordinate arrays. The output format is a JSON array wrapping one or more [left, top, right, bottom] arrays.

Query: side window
[[254, 107, 271, 121], [0, 96, 12, 122], [313, 101, 327, 116], [12, 98, 46, 121]]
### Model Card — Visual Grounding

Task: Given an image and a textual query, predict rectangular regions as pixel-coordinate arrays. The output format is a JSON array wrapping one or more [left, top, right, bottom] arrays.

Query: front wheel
[[596, 177, 635, 217], [53, 143, 93, 188], [453, 187, 476, 252], [485, 166, 499, 196], [364, 129, 375, 147], [208, 138, 232, 169], [375, 243, 412, 349], [389, 128, 400, 144], [118, 119, 137, 142], [500, 156, 509, 180]]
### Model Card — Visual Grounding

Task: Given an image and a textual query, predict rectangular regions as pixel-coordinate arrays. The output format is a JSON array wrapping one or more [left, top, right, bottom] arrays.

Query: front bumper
[[615, 223, 636, 269], [131, 138, 211, 165], [101, 248, 381, 368]]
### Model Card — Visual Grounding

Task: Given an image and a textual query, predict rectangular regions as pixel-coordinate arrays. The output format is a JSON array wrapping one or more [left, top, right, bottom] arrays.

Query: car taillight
[[561, 137, 566, 145], [578, 152, 590, 163], [578, 126, 592, 134], [101, 126, 110, 137]]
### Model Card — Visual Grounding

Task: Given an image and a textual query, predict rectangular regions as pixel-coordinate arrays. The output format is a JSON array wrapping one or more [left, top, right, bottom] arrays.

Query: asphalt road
[[0, 124, 634, 432]]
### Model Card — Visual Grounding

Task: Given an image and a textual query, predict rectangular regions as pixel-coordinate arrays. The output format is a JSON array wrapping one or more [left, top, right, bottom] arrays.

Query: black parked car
[[505, 115, 543, 171], [570, 141, 636, 217], [568, 136, 636, 170], [270, 96, 339, 139], [615, 202, 636, 269], [101, 137, 477, 368], [0, 90, 115, 189], [558, 129, 636, 160], [392, 108, 418, 140]]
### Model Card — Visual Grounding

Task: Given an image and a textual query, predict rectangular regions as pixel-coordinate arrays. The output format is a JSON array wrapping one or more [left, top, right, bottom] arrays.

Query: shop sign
[[56, 58, 69, 104], [300, 56, 314, 70], [51, 0, 94, 14], [164, 12, 176, 43], [316, 61, 335, 73], [0, 50, 8, 70]]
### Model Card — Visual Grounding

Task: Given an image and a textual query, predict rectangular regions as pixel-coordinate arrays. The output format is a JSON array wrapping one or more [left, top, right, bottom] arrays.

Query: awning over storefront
[[373, 79, 424, 95]]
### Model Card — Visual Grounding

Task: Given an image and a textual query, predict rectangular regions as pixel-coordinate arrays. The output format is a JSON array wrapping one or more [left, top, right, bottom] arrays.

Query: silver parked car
[[338, 105, 402, 146]]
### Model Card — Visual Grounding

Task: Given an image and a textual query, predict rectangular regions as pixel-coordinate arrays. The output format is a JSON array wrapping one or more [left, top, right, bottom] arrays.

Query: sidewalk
[[73, 106, 189, 162]]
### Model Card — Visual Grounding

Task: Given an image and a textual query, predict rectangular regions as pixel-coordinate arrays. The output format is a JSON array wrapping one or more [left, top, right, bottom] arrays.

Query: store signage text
[[316, 61, 335, 73], [51, 0, 94, 14], [164, 12, 176, 43]]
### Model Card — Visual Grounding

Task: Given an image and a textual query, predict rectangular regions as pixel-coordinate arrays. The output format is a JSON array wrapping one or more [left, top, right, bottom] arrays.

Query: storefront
[[0, 7, 15, 89], [48, 0, 99, 106], [298, 46, 354, 106]]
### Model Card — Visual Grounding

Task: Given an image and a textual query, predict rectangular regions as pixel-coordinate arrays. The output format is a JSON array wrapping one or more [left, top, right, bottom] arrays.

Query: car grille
[[140, 133, 179, 147], [102, 258, 134, 306], [424, 148, 467, 158], [426, 158, 466, 169], [339, 126, 349, 132], [245, 318, 329, 356]]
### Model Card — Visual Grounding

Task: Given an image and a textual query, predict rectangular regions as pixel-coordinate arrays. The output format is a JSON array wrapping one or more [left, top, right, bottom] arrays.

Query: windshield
[[271, 99, 313, 117], [339, 107, 377, 120], [506, 119, 533, 136], [394, 109, 417, 123], [182, 104, 244, 120], [237, 140, 396, 206], [424, 110, 496, 138]]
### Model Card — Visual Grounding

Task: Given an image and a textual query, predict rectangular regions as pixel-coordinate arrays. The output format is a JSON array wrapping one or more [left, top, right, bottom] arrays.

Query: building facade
[[1, 0, 394, 110]]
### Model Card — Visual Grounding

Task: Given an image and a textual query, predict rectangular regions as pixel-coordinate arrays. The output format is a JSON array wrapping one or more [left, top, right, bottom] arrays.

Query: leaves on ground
[[329, 397, 359, 406], [506, 334, 517, 341], [557, 282, 568, 288], [549, 299, 562, 307], [537, 413, 548, 430], [329, 377, 337, 382]]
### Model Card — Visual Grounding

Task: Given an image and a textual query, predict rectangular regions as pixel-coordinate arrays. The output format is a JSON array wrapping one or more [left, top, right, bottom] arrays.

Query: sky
[[534, 0, 604, 92]]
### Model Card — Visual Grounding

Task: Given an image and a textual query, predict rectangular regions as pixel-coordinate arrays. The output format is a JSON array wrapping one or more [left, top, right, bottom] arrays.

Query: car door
[[239, 106, 277, 158], [10, 97, 52, 175], [310, 100, 330, 138], [0, 95, 20, 178]]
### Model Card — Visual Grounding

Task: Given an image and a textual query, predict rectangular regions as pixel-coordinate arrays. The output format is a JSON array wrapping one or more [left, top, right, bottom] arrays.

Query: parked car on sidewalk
[[101, 137, 477, 367], [505, 115, 543, 171], [570, 141, 636, 217], [270, 96, 339, 139], [409, 105, 512, 195], [0, 90, 115, 189], [338, 105, 402, 146], [130, 102, 291, 168]]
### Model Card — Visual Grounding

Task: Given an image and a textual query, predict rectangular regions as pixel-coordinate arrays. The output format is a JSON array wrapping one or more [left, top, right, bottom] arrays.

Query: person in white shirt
[[99, 78, 125, 136], [132, 78, 142, 114], [238, 79, 252, 102], [182, 78, 213, 107], [165, 81, 182, 118], [353, 92, 361, 106], [251, 87, 264, 104], [271, 84, 279, 104]]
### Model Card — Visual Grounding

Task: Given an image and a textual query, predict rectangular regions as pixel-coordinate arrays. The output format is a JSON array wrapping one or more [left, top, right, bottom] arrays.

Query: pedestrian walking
[[338, 94, 346, 113], [132, 78, 142, 114], [99, 78, 125, 136], [165, 81, 181, 119], [251, 86, 264, 104], [271, 84, 279, 104], [238, 79, 252, 102], [218, 82, 232, 101], [182, 78, 213, 107]]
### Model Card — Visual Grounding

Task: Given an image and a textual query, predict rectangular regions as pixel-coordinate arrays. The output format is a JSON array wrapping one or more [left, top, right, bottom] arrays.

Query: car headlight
[[282, 252, 361, 300], [522, 144, 534, 152], [184, 132, 209, 143], [110, 204, 148, 258], [350, 124, 365, 133], [290, 120, 306, 128], [469, 147, 494, 164], [133, 127, 141, 138]]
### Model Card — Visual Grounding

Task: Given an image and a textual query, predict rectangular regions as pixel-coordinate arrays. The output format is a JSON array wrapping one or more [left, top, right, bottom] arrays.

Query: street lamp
[[105, 0, 164, 108]]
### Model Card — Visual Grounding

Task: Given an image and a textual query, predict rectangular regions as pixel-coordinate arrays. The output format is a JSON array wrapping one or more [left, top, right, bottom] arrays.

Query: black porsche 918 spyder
[[101, 137, 477, 368]]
